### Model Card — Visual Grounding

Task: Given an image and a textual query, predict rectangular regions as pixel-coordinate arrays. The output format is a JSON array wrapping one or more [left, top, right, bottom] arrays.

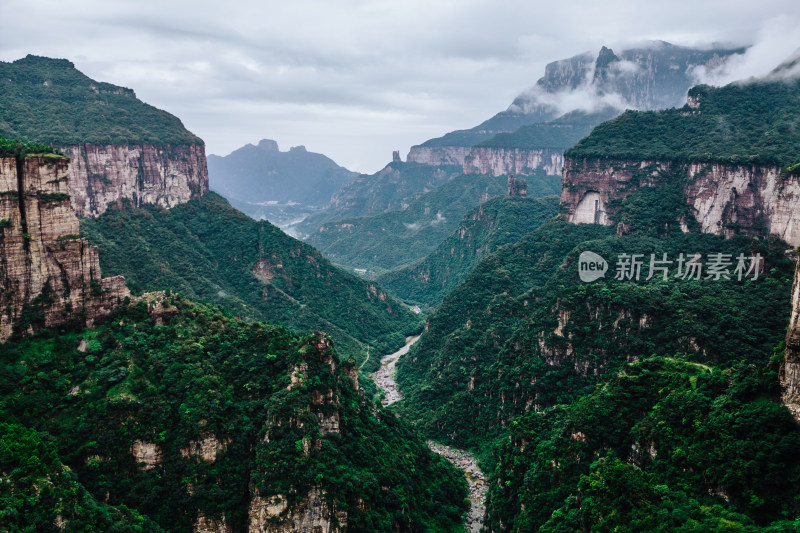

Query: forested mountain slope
[[81, 193, 421, 370]]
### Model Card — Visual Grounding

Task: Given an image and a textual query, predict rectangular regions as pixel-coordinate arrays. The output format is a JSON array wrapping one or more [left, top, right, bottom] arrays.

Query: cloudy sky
[[2, 0, 799, 173]]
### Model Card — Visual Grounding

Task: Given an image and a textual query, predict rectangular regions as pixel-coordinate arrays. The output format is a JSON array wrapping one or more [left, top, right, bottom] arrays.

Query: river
[[372, 335, 487, 532]]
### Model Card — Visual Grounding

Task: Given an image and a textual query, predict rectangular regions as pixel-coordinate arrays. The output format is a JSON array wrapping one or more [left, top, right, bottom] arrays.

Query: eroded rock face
[[130, 440, 162, 470], [195, 512, 232, 533], [62, 143, 208, 218], [561, 158, 800, 246], [781, 260, 800, 421], [248, 487, 347, 533], [0, 156, 129, 341], [464, 147, 564, 176], [181, 435, 229, 463], [406, 146, 472, 166]]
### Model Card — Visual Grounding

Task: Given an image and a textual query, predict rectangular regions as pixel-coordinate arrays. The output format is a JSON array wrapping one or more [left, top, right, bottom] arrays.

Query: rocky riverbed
[[372, 336, 487, 531]]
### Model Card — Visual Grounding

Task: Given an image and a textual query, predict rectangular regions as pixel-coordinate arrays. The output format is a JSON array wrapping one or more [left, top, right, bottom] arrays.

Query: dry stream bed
[[372, 336, 487, 532]]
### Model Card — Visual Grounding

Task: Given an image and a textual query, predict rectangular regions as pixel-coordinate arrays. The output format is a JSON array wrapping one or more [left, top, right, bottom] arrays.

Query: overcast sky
[[2, 1, 799, 173]]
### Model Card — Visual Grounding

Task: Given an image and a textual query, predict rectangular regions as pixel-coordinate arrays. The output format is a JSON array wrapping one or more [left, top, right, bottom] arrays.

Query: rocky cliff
[[406, 145, 473, 166], [0, 56, 209, 218], [561, 158, 800, 246], [463, 147, 563, 176], [781, 260, 800, 421], [0, 154, 129, 341], [406, 42, 745, 167], [64, 143, 208, 217]]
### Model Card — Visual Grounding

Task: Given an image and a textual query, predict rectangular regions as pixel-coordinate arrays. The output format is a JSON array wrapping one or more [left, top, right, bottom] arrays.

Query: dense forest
[[304, 173, 561, 272], [568, 79, 800, 170], [377, 195, 559, 307], [0, 297, 468, 531], [0, 55, 201, 145], [394, 175, 800, 529], [296, 162, 463, 235], [81, 193, 421, 374]]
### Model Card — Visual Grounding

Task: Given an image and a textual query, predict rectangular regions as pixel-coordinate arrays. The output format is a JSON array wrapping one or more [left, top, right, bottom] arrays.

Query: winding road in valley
[[372, 336, 487, 533]]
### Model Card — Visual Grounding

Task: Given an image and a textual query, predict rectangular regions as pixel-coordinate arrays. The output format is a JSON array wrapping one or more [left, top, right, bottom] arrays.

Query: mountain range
[[4, 46, 800, 533], [208, 139, 358, 226]]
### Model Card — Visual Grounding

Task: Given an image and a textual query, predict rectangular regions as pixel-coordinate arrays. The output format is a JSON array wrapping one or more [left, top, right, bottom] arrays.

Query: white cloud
[[1, 0, 799, 172]]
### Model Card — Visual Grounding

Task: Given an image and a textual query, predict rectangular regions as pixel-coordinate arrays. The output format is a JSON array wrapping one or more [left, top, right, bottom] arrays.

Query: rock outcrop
[[63, 143, 208, 217], [781, 259, 800, 421], [0, 155, 129, 341], [248, 487, 347, 533], [464, 147, 564, 176], [406, 146, 473, 166], [561, 158, 800, 246]]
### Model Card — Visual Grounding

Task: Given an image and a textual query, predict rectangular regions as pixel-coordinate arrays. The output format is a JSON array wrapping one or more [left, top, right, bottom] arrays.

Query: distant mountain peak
[[257, 139, 279, 150]]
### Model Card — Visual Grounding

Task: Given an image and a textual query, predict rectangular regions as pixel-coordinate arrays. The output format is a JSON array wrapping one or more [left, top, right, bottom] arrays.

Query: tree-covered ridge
[[296, 161, 463, 236], [397, 207, 793, 451], [377, 195, 559, 307], [567, 78, 800, 169], [0, 134, 65, 159], [80, 193, 421, 372], [0, 55, 202, 146], [0, 421, 157, 530], [0, 297, 468, 532], [486, 357, 800, 532], [304, 173, 561, 273], [474, 109, 620, 151]]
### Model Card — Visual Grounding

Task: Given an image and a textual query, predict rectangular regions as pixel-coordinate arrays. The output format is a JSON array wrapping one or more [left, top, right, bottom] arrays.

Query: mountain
[[0, 296, 468, 532], [376, 193, 559, 307], [80, 193, 421, 372], [391, 70, 800, 531], [407, 42, 745, 175], [0, 138, 128, 341], [0, 55, 208, 217], [295, 161, 463, 237], [302, 172, 561, 273], [562, 78, 800, 245], [208, 139, 358, 226]]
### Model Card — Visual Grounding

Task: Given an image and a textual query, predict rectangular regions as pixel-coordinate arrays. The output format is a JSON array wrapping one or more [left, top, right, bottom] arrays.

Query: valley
[[3, 29, 800, 532], [372, 335, 488, 533]]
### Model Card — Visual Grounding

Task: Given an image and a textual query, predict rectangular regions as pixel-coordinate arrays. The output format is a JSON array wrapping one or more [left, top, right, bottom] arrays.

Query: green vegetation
[[80, 193, 421, 372], [0, 55, 201, 146], [487, 358, 800, 531], [0, 134, 65, 159], [0, 297, 468, 531], [568, 79, 800, 169], [475, 109, 619, 150], [296, 161, 463, 235], [393, 177, 797, 529], [377, 195, 559, 307], [304, 173, 561, 273], [0, 421, 156, 530]]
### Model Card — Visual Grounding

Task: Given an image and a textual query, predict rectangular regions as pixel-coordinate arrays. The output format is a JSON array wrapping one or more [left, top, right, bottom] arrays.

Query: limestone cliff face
[[62, 143, 208, 217], [406, 146, 472, 166], [463, 147, 564, 176], [781, 260, 800, 421], [561, 158, 800, 246], [248, 487, 347, 533], [0, 155, 129, 341]]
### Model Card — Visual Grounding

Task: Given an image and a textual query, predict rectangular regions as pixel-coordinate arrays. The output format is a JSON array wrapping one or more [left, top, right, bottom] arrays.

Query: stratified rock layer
[[781, 259, 800, 421], [561, 158, 800, 246], [0, 155, 129, 341], [63, 143, 208, 217], [463, 147, 564, 176]]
